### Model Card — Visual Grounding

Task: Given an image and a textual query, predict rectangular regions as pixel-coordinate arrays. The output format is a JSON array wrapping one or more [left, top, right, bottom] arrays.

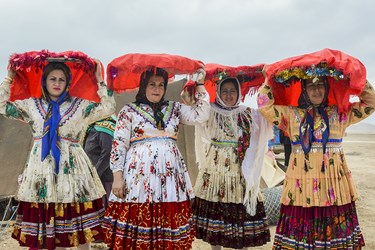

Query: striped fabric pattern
[[12, 200, 104, 249], [103, 201, 195, 250]]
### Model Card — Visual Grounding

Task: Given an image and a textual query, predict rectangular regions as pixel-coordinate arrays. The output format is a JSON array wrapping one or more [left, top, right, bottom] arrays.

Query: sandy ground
[[0, 133, 374, 249]]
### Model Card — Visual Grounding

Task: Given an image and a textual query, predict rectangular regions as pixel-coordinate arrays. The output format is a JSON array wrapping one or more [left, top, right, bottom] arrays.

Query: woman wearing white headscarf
[[192, 76, 271, 250]]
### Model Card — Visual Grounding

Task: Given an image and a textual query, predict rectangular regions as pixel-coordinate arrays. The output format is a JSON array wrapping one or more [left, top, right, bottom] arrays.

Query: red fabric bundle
[[265, 48, 367, 113], [204, 63, 265, 103], [8, 50, 101, 102], [106, 53, 203, 92]]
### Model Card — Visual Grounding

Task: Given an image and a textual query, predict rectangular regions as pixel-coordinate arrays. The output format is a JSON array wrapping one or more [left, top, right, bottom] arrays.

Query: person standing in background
[[84, 115, 117, 209]]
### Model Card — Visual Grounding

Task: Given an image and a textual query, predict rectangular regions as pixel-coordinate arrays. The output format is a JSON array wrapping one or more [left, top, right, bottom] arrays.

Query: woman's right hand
[[112, 171, 125, 198], [196, 67, 206, 84]]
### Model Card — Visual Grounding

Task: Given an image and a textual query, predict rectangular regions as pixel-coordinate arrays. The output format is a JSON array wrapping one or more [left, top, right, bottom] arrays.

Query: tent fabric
[[106, 53, 203, 92], [0, 117, 32, 200], [204, 63, 265, 102], [265, 48, 367, 114], [8, 50, 102, 102]]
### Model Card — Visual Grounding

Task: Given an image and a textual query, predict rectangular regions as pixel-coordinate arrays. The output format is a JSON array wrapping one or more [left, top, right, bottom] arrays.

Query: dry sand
[[1, 133, 374, 249]]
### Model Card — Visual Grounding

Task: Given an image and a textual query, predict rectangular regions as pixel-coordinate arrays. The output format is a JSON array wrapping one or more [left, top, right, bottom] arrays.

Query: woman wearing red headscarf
[[258, 49, 375, 249]]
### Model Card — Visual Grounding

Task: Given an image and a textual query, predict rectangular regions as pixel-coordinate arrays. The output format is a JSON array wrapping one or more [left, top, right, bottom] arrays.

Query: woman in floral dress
[[102, 67, 210, 249], [193, 76, 271, 250], [0, 57, 116, 249], [258, 65, 375, 249]]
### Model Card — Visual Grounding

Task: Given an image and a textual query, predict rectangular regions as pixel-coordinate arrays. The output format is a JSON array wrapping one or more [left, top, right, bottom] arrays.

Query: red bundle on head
[[106, 53, 203, 93], [204, 63, 265, 103], [8, 50, 102, 102], [265, 48, 366, 114]]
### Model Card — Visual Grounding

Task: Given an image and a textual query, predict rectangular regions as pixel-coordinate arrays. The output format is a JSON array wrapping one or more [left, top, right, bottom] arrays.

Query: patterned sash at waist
[[130, 135, 177, 145], [211, 139, 238, 148], [292, 138, 343, 153]]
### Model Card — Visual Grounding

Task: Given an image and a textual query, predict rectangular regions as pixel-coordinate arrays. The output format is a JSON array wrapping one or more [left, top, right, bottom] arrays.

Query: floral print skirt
[[193, 197, 270, 249], [102, 200, 195, 250], [12, 200, 105, 250], [273, 202, 365, 249]]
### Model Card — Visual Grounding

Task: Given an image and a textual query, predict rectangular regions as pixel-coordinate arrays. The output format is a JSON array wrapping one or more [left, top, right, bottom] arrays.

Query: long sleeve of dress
[[180, 86, 210, 125], [346, 81, 375, 125], [86, 83, 116, 124], [0, 77, 32, 123], [110, 105, 132, 173], [257, 82, 292, 136]]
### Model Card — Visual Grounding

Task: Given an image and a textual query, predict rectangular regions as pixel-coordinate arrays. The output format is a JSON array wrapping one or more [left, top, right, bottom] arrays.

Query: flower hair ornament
[[273, 62, 347, 87]]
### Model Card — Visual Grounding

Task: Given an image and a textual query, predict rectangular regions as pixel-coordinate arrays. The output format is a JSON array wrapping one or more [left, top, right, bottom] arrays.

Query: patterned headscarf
[[298, 76, 330, 172], [41, 62, 71, 174], [215, 77, 241, 109], [135, 67, 168, 130]]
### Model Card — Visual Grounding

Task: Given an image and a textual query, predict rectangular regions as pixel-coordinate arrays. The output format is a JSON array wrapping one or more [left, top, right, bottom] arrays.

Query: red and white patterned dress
[[102, 90, 210, 249]]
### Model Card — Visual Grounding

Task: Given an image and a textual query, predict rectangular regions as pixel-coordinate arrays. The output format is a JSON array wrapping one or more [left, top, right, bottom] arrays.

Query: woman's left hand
[[93, 59, 104, 83]]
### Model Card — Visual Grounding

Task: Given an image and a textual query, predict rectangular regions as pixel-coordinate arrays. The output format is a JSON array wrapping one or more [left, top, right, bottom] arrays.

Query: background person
[[83, 115, 117, 209]]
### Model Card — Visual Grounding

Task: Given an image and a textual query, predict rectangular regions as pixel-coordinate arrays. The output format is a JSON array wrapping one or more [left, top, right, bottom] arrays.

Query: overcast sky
[[1, 0, 375, 123]]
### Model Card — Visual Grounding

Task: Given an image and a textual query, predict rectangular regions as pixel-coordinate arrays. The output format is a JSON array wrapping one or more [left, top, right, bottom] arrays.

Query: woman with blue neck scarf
[[192, 76, 271, 250], [0, 58, 115, 250], [258, 64, 375, 249]]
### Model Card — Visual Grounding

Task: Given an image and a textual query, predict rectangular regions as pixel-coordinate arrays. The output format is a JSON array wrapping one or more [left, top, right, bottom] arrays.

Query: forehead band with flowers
[[273, 62, 348, 87], [207, 67, 261, 85]]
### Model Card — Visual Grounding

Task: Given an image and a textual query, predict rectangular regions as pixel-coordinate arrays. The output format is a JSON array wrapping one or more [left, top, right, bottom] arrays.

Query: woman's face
[[305, 80, 326, 105], [146, 75, 165, 103], [220, 81, 238, 107], [45, 69, 67, 101]]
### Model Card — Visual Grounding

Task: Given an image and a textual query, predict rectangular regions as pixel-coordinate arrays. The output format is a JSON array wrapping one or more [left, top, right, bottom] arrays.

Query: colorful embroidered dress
[[0, 78, 115, 249], [102, 90, 210, 249], [193, 102, 271, 249], [192, 75, 271, 249], [258, 81, 375, 249]]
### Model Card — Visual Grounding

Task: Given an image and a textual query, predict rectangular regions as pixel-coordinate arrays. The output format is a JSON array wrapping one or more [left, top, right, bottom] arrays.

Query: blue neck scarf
[[41, 91, 69, 174], [299, 106, 330, 155], [298, 79, 330, 172]]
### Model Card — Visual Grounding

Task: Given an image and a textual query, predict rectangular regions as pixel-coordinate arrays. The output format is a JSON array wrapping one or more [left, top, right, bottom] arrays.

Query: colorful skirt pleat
[[11, 200, 105, 250], [102, 201, 195, 250], [193, 197, 271, 249], [273, 202, 365, 249]]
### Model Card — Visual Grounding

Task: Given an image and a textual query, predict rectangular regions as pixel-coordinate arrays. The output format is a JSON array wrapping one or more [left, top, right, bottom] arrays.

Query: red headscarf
[[8, 50, 102, 102]]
